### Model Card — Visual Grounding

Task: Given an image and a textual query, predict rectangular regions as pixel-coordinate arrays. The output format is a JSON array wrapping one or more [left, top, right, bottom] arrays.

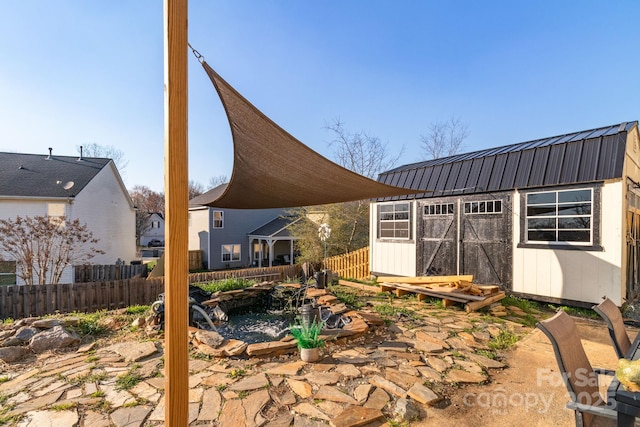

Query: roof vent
[[78, 145, 84, 161], [18, 165, 24, 170], [46, 147, 52, 160]]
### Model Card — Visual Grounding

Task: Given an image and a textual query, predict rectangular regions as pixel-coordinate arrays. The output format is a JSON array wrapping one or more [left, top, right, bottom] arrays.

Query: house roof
[[376, 121, 637, 201], [189, 183, 228, 208], [0, 151, 111, 198], [248, 216, 299, 238]]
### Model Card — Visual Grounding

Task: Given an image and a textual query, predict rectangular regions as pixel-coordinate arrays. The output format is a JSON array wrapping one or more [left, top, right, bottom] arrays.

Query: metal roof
[[0, 151, 111, 198], [376, 121, 637, 201]]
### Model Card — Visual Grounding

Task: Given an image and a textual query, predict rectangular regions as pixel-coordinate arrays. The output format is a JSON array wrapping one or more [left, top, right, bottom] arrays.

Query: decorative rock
[[446, 369, 486, 384], [293, 402, 330, 421], [0, 346, 30, 362], [267, 361, 306, 376], [219, 398, 246, 427], [14, 326, 39, 342], [246, 340, 297, 356], [16, 409, 78, 427], [304, 371, 340, 385], [465, 352, 506, 369], [287, 378, 313, 398], [198, 389, 222, 421], [109, 405, 152, 427], [408, 383, 441, 405], [335, 364, 361, 379], [472, 331, 491, 341], [194, 329, 225, 348], [369, 375, 407, 398], [413, 340, 444, 353], [363, 387, 390, 410], [353, 383, 372, 404], [229, 372, 269, 391], [265, 414, 294, 427], [29, 326, 80, 353], [384, 369, 421, 390], [314, 385, 358, 404], [83, 410, 111, 427], [426, 356, 449, 373], [455, 360, 484, 376], [417, 366, 442, 382], [330, 405, 384, 427], [378, 341, 407, 352], [355, 312, 385, 326], [131, 317, 146, 328], [415, 330, 450, 350], [394, 398, 421, 422], [243, 389, 271, 426], [101, 341, 157, 362], [31, 319, 62, 329], [271, 387, 297, 406]]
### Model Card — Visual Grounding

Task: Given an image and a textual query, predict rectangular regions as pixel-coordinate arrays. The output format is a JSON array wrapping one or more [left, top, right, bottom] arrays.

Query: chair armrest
[[594, 368, 616, 376], [566, 401, 617, 419]]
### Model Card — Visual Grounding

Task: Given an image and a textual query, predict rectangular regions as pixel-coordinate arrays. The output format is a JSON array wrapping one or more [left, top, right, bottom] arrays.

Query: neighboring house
[[188, 184, 298, 270], [371, 121, 640, 306], [139, 212, 165, 247], [0, 149, 137, 284]]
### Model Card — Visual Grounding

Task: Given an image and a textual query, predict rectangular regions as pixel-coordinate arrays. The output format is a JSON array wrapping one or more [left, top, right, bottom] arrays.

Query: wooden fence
[[74, 264, 147, 283], [0, 264, 302, 319], [324, 246, 370, 280]]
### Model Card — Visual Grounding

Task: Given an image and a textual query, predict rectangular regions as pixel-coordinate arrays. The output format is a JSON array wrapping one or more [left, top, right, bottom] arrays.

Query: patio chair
[[593, 296, 632, 359], [537, 310, 617, 427]]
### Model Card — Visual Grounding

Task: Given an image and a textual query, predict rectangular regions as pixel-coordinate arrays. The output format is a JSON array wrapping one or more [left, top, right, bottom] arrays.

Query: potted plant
[[289, 319, 325, 362]]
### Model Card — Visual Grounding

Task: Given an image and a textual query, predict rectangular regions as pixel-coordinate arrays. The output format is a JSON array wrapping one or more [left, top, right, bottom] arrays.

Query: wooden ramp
[[377, 275, 505, 312]]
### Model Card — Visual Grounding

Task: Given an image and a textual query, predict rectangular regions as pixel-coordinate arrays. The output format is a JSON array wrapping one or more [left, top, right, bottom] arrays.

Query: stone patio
[[0, 301, 526, 427]]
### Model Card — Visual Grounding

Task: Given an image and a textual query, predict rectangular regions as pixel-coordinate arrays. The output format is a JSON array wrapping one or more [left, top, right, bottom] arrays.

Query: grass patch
[[475, 349, 498, 360], [501, 295, 540, 313], [51, 402, 77, 411], [116, 367, 143, 391], [227, 368, 246, 379], [373, 303, 418, 320], [0, 377, 9, 384], [90, 390, 105, 398], [328, 286, 364, 309], [195, 278, 255, 294], [72, 311, 109, 337], [488, 330, 519, 350], [552, 305, 599, 319], [125, 305, 150, 315]]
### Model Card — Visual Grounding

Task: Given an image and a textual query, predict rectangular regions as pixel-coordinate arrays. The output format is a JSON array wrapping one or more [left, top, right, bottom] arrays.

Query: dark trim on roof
[[376, 121, 636, 201]]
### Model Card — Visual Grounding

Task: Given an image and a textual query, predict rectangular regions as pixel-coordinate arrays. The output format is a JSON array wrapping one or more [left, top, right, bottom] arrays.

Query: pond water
[[197, 309, 297, 344]]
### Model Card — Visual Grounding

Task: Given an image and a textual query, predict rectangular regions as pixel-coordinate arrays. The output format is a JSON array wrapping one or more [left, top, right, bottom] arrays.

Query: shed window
[[464, 200, 502, 214], [378, 202, 411, 239], [0, 261, 16, 286], [525, 189, 592, 244], [212, 211, 224, 229], [221, 244, 241, 262], [424, 203, 454, 216], [151, 220, 160, 229]]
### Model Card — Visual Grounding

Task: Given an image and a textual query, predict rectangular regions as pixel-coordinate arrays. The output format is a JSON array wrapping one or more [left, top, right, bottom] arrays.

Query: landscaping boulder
[[29, 325, 80, 353], [0, 346, 30, 362]]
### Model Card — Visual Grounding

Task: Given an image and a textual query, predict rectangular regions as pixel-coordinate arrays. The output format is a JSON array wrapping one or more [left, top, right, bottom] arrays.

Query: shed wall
[[512, 182, 623, 305], [369, 202, 417, 276]]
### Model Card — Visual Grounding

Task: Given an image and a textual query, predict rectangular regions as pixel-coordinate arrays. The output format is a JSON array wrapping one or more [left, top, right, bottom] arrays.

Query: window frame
[[212, 210, 224, 229], [464, 200, 502, 215], [519, 186, 602, 251], [221, 244, 241, 262], [0, 260, 16, 286], [377, 201, 411, 241]]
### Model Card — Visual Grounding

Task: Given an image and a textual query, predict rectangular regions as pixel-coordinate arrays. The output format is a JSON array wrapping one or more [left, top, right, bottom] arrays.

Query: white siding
[[512, 183, 623, 305], [369, 202, 417, 276], [140, 213, 165, 246], [188, 208, 210, 267], [71, 164, 136, 267]]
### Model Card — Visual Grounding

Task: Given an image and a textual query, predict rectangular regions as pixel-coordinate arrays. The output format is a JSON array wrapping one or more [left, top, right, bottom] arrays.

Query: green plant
[[125, 305, 150, 315], [228, 368, 246, 379], [116, 368, 143, 391], [289, 320, 324, 349], [195, 278, 256, 294], [51, 402, 77, 411], [488, 330, 519, 350], [0, 377, 9, 384]]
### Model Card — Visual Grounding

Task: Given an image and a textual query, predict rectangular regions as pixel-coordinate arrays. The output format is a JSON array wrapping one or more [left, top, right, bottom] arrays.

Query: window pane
[[396, 212, 409, 220], [380, 205, 393, 213], [479, 202, 486, 213], [558, 203, 591, 216], [495, 200, 502, 213], [558, 217, 590, 229], [448, 204, 454, 214], [486, 202, 494, 213], [528, 218, 555, 229], [527, 205, 556, 217], [558, 189, 591, 203], [558, 230, 590, 242], [471, 202, 478, 213], [528, 193, 556, 204], [380, 213, 395, 221], [435, 205, 441, 215], [528, 230, 556, 241], [395, 203, 409, 212]]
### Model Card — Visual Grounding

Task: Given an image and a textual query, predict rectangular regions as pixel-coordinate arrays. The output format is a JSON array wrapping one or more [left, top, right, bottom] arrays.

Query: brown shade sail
[[198, 60, 424, 209]]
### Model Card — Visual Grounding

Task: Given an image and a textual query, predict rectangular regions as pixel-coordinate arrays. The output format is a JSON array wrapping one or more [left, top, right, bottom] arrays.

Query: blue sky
[[1, 1, 638, 193]]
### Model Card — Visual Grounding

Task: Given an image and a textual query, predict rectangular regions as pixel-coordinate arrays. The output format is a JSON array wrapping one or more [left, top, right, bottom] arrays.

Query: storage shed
[[371, 121, 640, 306]]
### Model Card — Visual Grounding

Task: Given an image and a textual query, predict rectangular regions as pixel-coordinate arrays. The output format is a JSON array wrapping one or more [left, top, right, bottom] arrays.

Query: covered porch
[[248, 216, 300, 268]]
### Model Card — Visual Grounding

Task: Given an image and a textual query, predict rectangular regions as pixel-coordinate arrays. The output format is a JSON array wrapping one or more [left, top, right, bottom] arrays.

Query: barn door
[[626, 185, 640, 299], [419, 197, 511, 286]]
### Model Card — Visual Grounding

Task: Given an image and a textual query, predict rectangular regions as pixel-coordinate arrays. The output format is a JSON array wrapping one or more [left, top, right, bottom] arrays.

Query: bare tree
[[208, 175, 228, 189], [77, 143, 129, 175], [188, 180, 205, 200], [129, 185, 165, 245], [325, 118, 402, 179], [0, 215, 103, 285], [420, 117, 469, 160], [291, 119, 403, 264]]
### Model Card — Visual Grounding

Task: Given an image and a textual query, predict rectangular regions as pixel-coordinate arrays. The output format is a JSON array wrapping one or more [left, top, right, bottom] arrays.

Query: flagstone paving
[[0, 307, 531, 426]]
